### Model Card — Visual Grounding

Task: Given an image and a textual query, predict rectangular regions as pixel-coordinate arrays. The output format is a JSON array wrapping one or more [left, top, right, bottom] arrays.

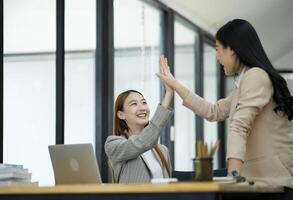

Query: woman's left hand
[[158, 55, 174, 108], [157, 55, 191, 101], [157, 55, 176, 92]]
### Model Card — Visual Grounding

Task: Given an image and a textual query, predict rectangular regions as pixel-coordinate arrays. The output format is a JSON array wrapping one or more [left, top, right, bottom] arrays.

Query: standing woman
[[105, 78, 173, 183], [157, 19, 293, 187]]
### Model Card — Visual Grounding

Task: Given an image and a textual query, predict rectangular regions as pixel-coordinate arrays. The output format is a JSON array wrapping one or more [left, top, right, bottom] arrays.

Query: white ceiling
[[159, 0, 293, 66]]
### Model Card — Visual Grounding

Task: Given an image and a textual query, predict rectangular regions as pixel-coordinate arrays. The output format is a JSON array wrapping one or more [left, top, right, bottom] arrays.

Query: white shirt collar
[[234, 66, 249, 88], [141, 149, 164, 178]]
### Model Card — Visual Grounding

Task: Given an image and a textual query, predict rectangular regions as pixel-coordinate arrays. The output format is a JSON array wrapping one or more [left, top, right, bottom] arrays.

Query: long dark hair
[[216, 19, 293, 120], [112, 90, 171, 180]]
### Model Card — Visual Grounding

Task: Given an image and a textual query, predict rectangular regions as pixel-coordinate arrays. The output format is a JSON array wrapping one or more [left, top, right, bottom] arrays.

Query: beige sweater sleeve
[[182, 91, 232, 122], [226, 68, 273, 161]]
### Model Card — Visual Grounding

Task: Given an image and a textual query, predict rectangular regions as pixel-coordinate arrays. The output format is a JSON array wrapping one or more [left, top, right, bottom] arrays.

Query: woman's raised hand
[[158, 55, 174, 108], [157, 55, 190, 101], [157, 55, 176, 90]]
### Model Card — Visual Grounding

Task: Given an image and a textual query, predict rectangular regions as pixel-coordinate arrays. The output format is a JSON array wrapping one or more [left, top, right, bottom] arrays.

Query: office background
[[1, 0, 293, 186]]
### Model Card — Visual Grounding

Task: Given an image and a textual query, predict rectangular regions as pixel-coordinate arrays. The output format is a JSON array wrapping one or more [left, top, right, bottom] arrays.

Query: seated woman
[[105, 83, 173, 183]]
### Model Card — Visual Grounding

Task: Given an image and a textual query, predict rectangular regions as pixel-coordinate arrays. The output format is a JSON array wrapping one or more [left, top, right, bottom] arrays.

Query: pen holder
[[193, 158, 213, 181]]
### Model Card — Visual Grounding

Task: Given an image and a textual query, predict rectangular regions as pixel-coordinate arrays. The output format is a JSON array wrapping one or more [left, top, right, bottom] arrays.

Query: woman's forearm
[[161, 91, 173, 108], [170, 79, 190, 101]]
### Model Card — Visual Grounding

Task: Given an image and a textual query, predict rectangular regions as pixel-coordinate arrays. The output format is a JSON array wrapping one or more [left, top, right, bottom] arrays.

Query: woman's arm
[[160, 56, 174, 108], [161, 89, 173, 109], [105, 105, 173, 163], [157, 55, 231, 122], [105, 70, 174, 163], [158, 56, 189, 101]]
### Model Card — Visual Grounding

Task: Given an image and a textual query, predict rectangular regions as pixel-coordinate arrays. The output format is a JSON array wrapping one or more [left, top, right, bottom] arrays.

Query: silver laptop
[[49, 143, 102, 184]]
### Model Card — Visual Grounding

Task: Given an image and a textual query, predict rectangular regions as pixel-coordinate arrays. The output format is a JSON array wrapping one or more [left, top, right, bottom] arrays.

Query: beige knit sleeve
[[182, 91, 232, 122]]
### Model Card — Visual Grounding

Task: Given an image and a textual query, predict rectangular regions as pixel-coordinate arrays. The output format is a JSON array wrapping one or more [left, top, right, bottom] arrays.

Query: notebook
[[48, 143, 102, 184]]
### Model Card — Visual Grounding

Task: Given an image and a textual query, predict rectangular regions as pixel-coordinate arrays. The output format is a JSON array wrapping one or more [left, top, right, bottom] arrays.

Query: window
[[281, 73, 293, 94], [174, 18, 198, 171], [203, 43, 219, 169], [114, 0, 162, 117], [3, 0, 56, 186], [64, 0, 96, 145]]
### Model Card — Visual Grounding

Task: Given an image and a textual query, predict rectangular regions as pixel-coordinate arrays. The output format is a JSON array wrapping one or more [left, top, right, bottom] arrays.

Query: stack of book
[[0, 163, 38, 186]]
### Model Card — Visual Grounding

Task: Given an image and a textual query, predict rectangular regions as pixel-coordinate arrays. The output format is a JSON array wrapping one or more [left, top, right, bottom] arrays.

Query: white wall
[[274, 49, 293, 70]]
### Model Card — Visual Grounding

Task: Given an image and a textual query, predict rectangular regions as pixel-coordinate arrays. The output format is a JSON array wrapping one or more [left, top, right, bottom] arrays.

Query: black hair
[[216, 19, 293, 120]]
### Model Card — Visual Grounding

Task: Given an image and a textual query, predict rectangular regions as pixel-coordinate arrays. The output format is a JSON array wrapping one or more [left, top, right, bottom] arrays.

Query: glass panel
[[174, 19, 197, 171], [64, 0, 96, 145], [281, 73, 293, 94], [203, 43, 218, 169], [3, 0, 56, 186], [4, 0, 55, 53], [65, 0, 96, 51], [114, 0, 161, 117]]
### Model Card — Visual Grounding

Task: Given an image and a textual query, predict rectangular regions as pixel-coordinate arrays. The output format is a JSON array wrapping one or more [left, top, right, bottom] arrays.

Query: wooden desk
[[0, 182, 284, 200]]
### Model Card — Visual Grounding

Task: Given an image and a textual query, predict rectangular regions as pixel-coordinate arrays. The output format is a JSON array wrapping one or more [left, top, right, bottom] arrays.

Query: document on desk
[[0, 163, 36, 186], [151, 178, 178, 184], [0, 181, 38, 186], [213, 176, 236, 184]]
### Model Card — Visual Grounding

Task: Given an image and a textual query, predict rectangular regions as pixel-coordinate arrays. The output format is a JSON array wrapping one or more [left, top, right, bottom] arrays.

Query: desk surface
[[0, 182, 284, 195]]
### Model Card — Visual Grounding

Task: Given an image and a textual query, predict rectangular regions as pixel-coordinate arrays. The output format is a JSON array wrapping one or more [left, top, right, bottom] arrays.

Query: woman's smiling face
[[117, 92, 150, 132], [216, 40, 241, 76]]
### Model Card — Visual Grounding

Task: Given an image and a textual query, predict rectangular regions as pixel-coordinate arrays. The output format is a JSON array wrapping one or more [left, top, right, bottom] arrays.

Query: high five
[[157, 19, 293, 188]]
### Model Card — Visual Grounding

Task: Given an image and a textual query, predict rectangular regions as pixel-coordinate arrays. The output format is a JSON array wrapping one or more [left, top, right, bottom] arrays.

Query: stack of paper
[[0, 163, 38, 186], [213, 176, 237, 184]]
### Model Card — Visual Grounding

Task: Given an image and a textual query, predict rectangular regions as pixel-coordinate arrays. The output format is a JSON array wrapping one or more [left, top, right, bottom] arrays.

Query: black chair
[[172, 168, 227, 181], [172, 171, 194, 181], [282, 187, 293, 200], [213, 168, 227, 177]]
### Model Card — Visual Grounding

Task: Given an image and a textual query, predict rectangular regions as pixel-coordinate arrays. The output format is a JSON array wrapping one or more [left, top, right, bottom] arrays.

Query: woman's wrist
[[161, 93, 173, 108], [168, 78, 177, 89], [165, 90, 174, 97]]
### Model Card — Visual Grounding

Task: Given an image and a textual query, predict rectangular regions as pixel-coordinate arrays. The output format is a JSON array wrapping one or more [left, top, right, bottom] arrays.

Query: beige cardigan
[[183, 67, 293, 188]]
